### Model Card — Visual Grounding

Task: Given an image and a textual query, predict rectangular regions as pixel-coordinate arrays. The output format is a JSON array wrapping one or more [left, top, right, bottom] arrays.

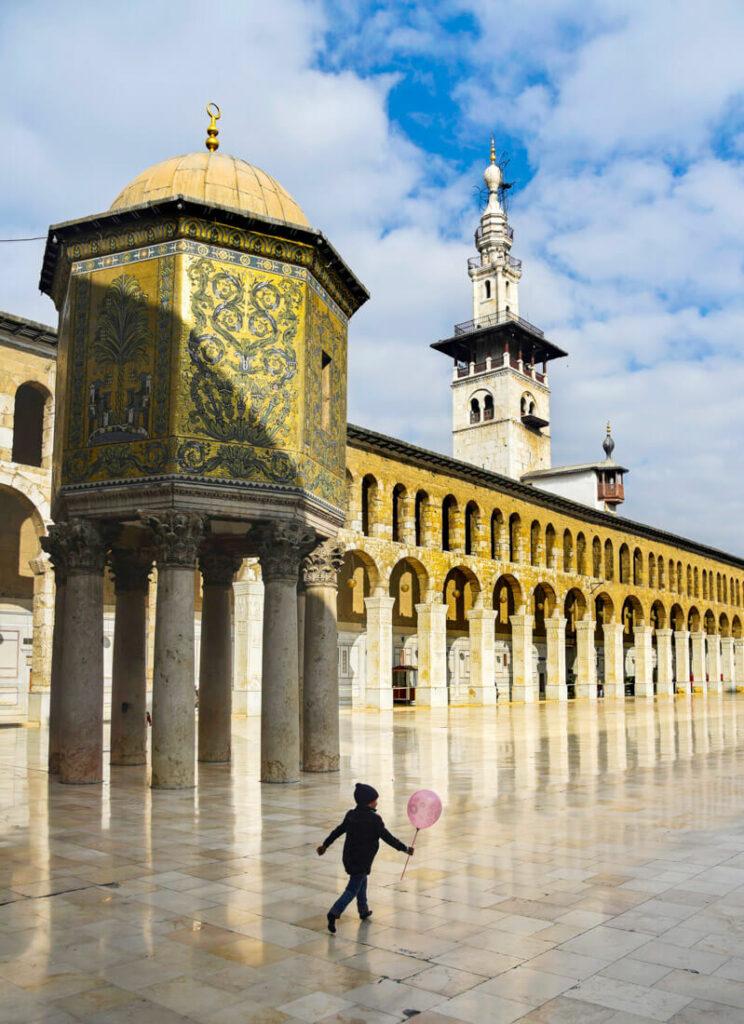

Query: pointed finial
[[603, 422, 615, 459], [205, 102, 221, 153], [490, 134, 496, 164]]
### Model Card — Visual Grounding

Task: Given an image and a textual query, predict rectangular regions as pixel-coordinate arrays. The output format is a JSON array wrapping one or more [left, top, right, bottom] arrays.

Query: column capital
[[466, 607, 497, 624], [690, 630, 705, 641], [108, 546, 153, 593], [199, 546, 242, 587], [28, 553, 50, 576], [252, 521, 316, 583], [510, 612, 534, 629], [302, 538, 345, 589], [674, 628, 690, 640], [142, 510, 207, 568], [655, 628, 674, 639], [366, 594, 396, 612], [41, 518, 106, 576], [575, 618, 596, 632]]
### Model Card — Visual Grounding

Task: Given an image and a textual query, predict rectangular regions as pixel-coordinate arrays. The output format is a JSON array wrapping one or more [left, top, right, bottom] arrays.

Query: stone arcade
[[2, 118, 744, 788]]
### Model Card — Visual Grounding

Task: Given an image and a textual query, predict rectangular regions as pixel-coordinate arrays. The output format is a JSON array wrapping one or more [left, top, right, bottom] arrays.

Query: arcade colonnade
[[42, 513, 344, 788]]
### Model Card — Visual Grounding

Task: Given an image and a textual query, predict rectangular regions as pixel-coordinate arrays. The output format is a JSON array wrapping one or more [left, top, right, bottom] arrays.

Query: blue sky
[[2, 0, 744, 552]]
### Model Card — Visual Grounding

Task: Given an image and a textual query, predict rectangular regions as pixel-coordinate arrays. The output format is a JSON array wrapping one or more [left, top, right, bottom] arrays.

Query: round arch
[[670, 603, 685, 631], [650, 599, 667, 630]]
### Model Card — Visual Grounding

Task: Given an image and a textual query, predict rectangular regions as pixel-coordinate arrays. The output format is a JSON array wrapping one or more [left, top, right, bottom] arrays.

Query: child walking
[[317, 783, 414, 933]]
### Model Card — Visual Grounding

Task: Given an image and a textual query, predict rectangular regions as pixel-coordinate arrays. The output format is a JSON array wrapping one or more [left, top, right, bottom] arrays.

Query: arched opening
[[733, 615, 742, 639], [493, 574, 523, 701], [619, 544, 630, 584], [442, 495, 458, 552], [361, 474, 378, 538], [392, 483, 406, 544], [389, 558, 429, 702], [669, 559, 675, 593], [563, 529, 573, 573], [594, 591, 615, 695], [592, 536, 602, 579], [633, 548, 643, 586], [545, 524, 556, 568], [694, 567, 699, 598], [676, 562, 683, 595], [686, 565, 692, 598], [621, 595, 644, 696], [483, 393, 494, 421], [464, 501, 480, 556], [576, 533, 587, 576], [650, 600, 667, 693], [490, 508, 504, 559], [484, 279, 492, 299], [470, 397, 481, 425], [11, 383, 48, 468], [414, 490, 428, 547], [530, 520, 541, 567], [648, 553, 656, 589], [564, 587, 588, 699], [533, 582, 557, 700], [604, 539, 614, 581], [337, 550, 381, 704], [508, 513, 521, 563], [702, 570, 708, 601], [658, 557, 665, 590], [444, 566, 481, 702]]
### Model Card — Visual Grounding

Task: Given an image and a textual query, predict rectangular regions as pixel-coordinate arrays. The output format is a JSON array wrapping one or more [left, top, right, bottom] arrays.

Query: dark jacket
[[323, 806, 408, 875]]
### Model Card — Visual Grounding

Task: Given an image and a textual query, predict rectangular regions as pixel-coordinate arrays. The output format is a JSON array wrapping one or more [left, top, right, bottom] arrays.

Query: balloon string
[[400, 827, 419, 881]]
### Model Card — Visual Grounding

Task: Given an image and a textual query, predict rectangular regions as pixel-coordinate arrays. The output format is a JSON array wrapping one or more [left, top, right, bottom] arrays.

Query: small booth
[[392, 665, 417, 705]]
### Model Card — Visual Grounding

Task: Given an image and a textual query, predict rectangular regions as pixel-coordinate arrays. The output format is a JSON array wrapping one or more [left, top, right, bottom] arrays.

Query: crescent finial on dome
[[205, 102, 221, 153]]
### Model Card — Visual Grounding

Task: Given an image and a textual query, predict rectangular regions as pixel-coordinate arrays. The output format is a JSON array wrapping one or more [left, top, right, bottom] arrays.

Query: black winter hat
[[354, 783, 379, 805]]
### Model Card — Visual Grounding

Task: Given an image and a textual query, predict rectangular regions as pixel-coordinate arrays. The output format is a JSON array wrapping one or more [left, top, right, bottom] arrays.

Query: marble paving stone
[[3, 699, 744, 1022]]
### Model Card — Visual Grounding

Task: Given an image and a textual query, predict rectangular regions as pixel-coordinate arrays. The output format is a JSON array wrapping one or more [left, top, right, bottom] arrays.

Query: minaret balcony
[[454, 309, 544, 339]]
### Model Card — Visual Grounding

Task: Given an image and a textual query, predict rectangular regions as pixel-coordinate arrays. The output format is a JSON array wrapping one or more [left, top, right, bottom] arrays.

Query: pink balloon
[[407, 789, 442, 830]]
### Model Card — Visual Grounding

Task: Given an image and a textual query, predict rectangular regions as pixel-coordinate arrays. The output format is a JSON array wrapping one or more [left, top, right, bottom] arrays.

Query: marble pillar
[[198, 548, 241, 764], [146, 511, 205, 789], [466, 607, 496, 705], [603, 622, 625, 699], [109, 547, 152, 766], [27, 555, 54, 724], [254, 522, 314, 783], [655, 628, 674, 697], [634, 626, 655, 699], [575, 620, 597, 700], [364, 594, 395, 710], [707, 635, 722, 695], [545, 616, 567, 701], [690, 631, 707, 694], [40, 528, 69, 774], [735, 638, 744, 691], [674, 630, 691, 695], [416, 602, 449, 706], [233, 562, 263, 716], [52, 520, 106, 784], [302, 539, 345, 771], [721, 636, 735, 692], [510, 613, 535, 702]]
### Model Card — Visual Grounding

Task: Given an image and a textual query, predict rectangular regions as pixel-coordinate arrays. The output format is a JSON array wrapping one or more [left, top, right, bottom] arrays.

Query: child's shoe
[[359, 910, 373, 921], [327, 912, 338, 934]]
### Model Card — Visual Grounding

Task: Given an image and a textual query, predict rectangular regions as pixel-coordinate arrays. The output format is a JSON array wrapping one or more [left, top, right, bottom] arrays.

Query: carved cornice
[[141, 510, 207, 568], [199, 546, 243, 587], [302, 538, 345, 588], [41, 518, 106, 577], [251, 522, 317, 583], [108, 546, 154, 593]]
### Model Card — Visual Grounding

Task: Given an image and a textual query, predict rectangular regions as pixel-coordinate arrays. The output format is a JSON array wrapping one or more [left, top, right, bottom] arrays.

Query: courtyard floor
[[2, 699, 744, 1023]]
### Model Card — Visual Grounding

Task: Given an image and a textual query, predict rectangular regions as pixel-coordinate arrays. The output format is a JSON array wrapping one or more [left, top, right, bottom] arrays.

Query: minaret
[[431, 141, 567, 479]]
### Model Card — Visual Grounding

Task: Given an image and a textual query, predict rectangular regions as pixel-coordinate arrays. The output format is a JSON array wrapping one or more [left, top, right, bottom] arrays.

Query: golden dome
[[110, 151, 310, 227]]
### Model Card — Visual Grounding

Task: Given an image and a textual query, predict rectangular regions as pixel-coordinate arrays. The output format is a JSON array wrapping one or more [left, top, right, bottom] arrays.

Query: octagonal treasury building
[[2, 121, 743, 789]]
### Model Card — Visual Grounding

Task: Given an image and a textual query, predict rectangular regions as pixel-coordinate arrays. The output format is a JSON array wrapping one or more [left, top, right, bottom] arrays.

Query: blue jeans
[[329, 873, 368, 917]]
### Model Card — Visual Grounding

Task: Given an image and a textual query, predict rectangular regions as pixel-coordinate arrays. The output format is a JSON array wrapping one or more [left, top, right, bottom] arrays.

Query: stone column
[[707, 635, 722, 695], [721, 636, 735, 692], [416, 601, 449, 706], [466, 608, 496, 705], [400, 494, 416, 546], [634, 626, 655, 699], [545, 616, 567, 700], [674, 630, 691, 695], [39, 528, 69, 773], [108, 547, 152, 766], [302, 539, 345, 771], [198, 547, 241, 764], [146, 511, 205, 789], [254, 522, 315, 783], [575, 619, 597, 699], [27, 555, 54, 724], [690, 631, 707, 694], [55, 520, 106, 784], [233, 562, 263, 716], [603, 622, 625, 699], [364, 594, 395, 710], [735, 638, 744, 692], [510, 613, 535, 702], [656, 628, 674, 697]]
